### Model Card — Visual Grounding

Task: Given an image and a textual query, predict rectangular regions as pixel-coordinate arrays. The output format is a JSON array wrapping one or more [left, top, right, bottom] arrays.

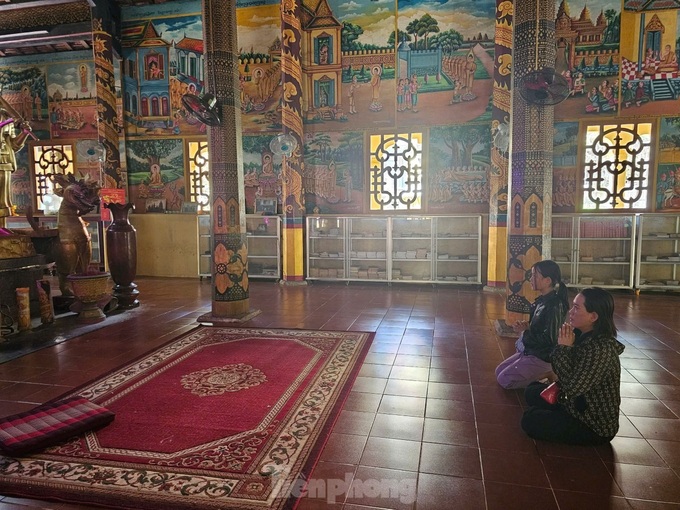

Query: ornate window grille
[[187, 139, 210, 213], [31, 142, 75, 211], [369, 132, 423, 211], [582, 122, 653, 211]]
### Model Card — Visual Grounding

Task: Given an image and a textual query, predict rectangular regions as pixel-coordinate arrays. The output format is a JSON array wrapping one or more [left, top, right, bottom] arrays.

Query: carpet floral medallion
[[0, 327, 374, 510]]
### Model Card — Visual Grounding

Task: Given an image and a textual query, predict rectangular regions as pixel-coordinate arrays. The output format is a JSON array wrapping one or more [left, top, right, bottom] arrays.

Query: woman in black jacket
[[495, 260, 569, 389], [521, 287, 625, 445]]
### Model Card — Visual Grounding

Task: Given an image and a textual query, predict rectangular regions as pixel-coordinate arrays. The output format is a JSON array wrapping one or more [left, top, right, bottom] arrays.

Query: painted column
[[505, 0, 556, 323], [279, 0, 306, 283], [91, 18, 122, 190], [487, 0, 513, 290], [203, 0, 252, 318]]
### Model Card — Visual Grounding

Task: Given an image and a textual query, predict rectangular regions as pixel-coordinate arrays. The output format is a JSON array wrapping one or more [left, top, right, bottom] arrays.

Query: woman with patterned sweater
[[521, 287, 625, 445]]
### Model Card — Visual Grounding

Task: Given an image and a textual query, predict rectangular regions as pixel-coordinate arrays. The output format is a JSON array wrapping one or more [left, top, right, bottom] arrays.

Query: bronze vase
[[105, 202, 139, 308]]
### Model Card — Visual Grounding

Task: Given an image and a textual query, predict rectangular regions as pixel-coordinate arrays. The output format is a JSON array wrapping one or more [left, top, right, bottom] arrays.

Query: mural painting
[[237, 2, 283, 133], [657, 116, 680, 211], [553, 122, 579, 213], [396, 0, 495, 127], [121, 4, 205, 138], [0, 65, 49, 135], [47, 61, 98, 138], [303, 130, 364, 214], [126, 138, 185, 213], [313, 0, 396, 130], [242, 134, 283, 213], [554, 0, 621, 120], [618, 8, 680, 117], [427, 124, 490, 214]]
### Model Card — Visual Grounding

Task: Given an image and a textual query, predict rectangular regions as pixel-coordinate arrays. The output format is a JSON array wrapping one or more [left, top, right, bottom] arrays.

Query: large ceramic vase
[[105, 202, 140, 309]]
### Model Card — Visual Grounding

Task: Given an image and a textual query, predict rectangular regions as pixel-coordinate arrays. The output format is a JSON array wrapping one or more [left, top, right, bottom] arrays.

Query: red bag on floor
[[540, 382, 560, 404]]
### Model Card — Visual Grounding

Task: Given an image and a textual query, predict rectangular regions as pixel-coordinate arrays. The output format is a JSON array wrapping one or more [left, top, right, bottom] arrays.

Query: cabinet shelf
[[307, 215, 482, 284], [636, 214, 680, 292], [551, 214, 635, 289], [198, 215, 281, 279]]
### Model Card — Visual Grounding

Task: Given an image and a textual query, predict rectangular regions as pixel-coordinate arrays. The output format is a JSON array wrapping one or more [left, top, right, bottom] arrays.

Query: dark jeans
[[521, 382, 613, 446]]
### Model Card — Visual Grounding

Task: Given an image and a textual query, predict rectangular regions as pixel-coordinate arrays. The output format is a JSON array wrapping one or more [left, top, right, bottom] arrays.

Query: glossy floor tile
[[2, 278, 680, 509]]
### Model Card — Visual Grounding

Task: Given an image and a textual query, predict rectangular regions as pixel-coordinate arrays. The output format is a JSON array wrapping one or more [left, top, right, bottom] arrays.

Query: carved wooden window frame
[[578, 119, 654, 212], [186, 138, 210, 213], [368, 132, 424, 212]]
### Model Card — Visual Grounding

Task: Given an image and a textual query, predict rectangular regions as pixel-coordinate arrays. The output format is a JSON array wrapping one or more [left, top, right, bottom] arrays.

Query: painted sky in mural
[[397, 0, 495, 38], [47, 62, 95, 100], [237, 3, 280, 55]]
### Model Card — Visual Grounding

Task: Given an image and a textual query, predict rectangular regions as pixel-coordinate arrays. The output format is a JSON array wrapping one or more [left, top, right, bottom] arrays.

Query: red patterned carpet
[[0, 327, 373, 510]]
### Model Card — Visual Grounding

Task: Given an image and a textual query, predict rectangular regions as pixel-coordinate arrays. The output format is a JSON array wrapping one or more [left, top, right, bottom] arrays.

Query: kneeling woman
[[521, 287, 625, 445]]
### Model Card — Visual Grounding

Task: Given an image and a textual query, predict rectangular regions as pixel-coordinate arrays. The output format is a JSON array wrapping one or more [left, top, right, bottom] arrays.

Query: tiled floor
[[2, 278, 680, 509]]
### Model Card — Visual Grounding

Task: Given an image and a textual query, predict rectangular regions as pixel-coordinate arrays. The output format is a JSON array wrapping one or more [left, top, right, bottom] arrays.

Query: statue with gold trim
[[0, 92, 32, 225]]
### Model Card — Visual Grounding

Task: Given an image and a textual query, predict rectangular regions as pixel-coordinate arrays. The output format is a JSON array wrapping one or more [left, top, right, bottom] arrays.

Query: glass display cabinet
[[551, 214, 635, 289], [636, 213, 680, 292], [306, 215, 483, 285]]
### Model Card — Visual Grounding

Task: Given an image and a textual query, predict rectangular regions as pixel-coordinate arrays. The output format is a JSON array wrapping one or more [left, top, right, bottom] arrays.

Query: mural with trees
[[428, 124, 491, 214], [126, 138, 185, 212]]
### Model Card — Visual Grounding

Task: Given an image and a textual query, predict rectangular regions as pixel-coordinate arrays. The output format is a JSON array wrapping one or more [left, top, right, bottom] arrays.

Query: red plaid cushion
[[0, 396, 115, 456]]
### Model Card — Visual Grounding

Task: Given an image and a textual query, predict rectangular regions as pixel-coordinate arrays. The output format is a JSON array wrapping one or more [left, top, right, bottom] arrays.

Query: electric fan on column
[[181, 92, 221, 126], [517, 68, 570, 106], [76, 139, 106, 164], [269, 133, 297, 157]]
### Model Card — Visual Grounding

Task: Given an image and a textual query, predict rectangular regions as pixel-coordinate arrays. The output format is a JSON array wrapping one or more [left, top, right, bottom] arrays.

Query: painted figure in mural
[[369, 65, 382, 112], [149, 163, 163, 186], [259, 151, 278, 198], [348, 75, 360, 114], [319, 87, 328, 108], [635, 81, 650, 106], [0, 94, 32, 224], [622, 81, 635, 108], [639, 47, 658, 78], [79, 64, 89, 93], [658, 44, 678, 73], [343, 168, 352, 203], [450, 79, 463, 104], [585, 87, 603, 113], [561, 70, 572, 94], [403, 78, 412, 110], [34, 95, 42, 121], [148, 60, 163, 80], [21, 86, 32, 120], [462, 52, 477, 101], [571, 72, 585, 96], [319, 44, 329, 65], [396, 79, 405, 112], [409, 74, 419, 113]]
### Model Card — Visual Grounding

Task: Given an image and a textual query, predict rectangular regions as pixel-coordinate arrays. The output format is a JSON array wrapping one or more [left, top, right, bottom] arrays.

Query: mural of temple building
[[555, 1, 614, 75], [121, 20, 172, 122], [173, 36, 204, 93], [300, 0, 343, 121]]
